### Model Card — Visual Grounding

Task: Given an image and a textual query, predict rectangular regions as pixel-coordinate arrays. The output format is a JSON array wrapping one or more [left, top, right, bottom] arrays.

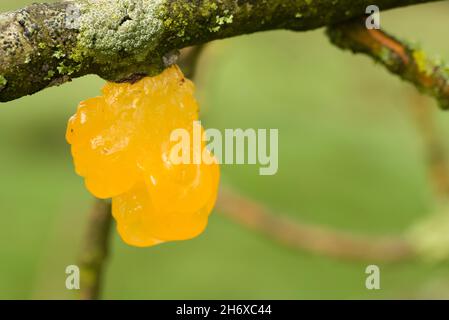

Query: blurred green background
[[2, 1, 449, 299]]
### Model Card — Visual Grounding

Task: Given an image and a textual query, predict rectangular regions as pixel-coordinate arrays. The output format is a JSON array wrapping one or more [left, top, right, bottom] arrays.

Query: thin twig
[[217, 187, 417, 263], [79, 199, 113, 300], [327, 19, 449, 109], [409, 92, 449, 199]]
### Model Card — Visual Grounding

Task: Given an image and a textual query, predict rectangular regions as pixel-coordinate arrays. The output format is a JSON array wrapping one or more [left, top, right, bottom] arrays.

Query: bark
[[0, 0, 442, 102]]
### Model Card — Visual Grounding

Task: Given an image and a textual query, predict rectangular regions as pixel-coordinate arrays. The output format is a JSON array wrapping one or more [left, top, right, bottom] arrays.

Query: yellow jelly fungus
[[66, 65, 220, 247]]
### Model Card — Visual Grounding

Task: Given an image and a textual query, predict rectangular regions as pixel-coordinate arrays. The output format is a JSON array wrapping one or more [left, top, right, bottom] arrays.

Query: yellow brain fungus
[[66, 65, 220, 247]]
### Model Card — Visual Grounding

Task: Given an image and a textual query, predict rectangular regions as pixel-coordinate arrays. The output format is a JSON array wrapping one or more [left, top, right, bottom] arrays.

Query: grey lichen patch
[[0, 2, 80, 101], [162, 50, 180, 67], [77, 0, 164, 59], [0, 11, 34, 66], [74, 0, 166, 81]]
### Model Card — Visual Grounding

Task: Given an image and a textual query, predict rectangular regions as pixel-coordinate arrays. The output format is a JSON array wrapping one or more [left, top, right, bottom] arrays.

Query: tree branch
[[0, 0, 442, 102], [79, 199, 113, 300], [327, 18, 449, 109]]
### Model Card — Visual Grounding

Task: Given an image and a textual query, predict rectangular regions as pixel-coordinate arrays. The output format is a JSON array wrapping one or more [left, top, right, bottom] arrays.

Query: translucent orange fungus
[[66, 65, 220, 247]]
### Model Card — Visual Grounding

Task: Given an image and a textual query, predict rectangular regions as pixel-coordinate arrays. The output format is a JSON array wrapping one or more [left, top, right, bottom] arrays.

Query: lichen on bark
[[74, 0, 167, 81], [0, 2, 80, 102], [0, 0, 443, 102]]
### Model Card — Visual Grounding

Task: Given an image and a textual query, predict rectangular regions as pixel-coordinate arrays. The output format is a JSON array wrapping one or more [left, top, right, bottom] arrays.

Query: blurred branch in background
[[79, 199, 112, 300], [409, 93, 449, 199], [216, 23, 449, 263], [326, 20, 449, 262], [216, 20, 449, 264], [327, 19, 449, 109], [217, 187, 417, 263], [326, 18, 449, 262], [405, 91, 449, 262]]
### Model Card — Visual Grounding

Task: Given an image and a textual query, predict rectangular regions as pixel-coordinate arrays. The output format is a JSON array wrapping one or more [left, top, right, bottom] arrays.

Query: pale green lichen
[[57, 62, 80, 76], [69, 0, 167, 80], [209, 11, 234, 33], [77, 0, 164, 60], [216, 12, 234, 25], [0, 75, 7, 88], [52, 50, 65, 59]]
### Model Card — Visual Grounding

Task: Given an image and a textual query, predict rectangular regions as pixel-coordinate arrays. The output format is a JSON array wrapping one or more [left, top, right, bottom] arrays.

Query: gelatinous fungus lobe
[[67, 65, 220, 247]]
